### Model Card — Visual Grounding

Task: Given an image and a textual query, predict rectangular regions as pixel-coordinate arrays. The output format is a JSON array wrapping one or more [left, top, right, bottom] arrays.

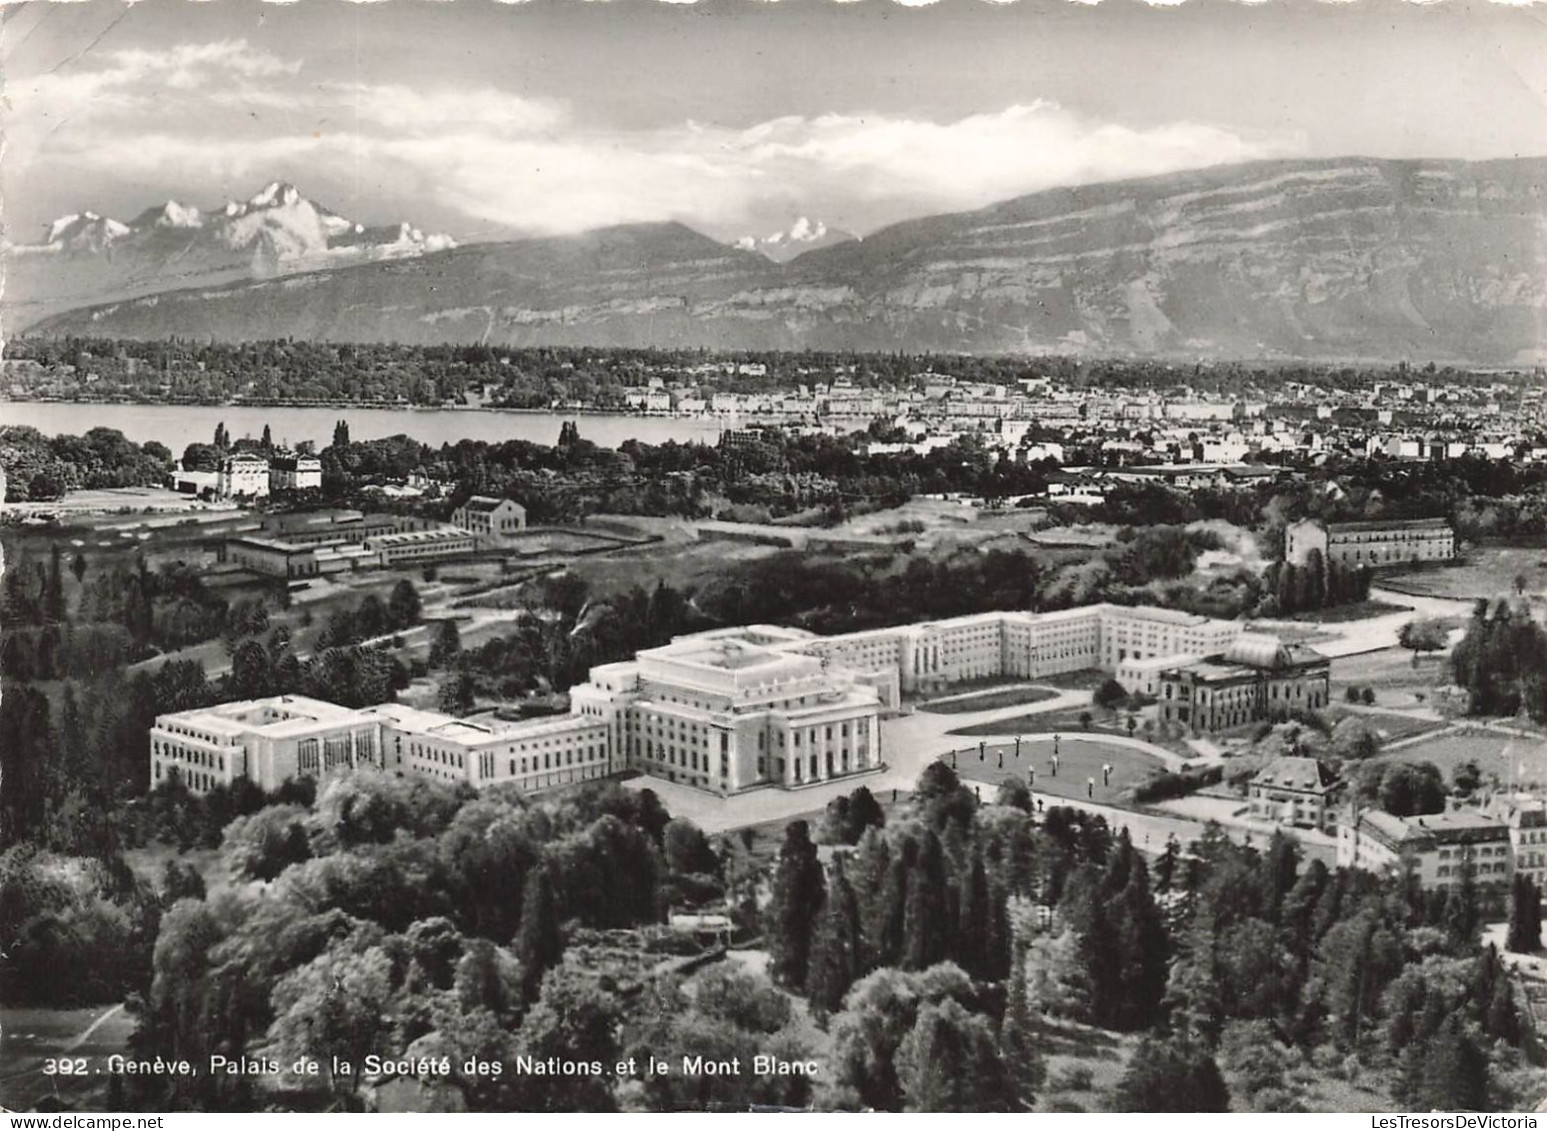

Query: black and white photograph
[[2, 0, 1546, 1116]]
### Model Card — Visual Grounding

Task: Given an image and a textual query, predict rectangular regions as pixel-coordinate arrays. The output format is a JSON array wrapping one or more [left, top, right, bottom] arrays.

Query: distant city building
[[269, 451, 323, 491], [451, 495, 527, 537], [1339, 807, 1513, 908], [1249, 756, 1343, 832], [222, 535, 322, 579], [1157, 633, 1331, 733], [1488, 794, 1547, 891], [1284, 517, 1454, 568], [217, 453, 271, 499], [364, 526, 479, 566]]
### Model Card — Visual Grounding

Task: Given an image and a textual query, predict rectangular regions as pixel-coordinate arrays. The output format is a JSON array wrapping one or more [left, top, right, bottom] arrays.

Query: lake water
[[0, 402, 725, 451]]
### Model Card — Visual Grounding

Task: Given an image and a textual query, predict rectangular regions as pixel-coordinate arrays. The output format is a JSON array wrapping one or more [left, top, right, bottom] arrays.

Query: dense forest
[[5, 760, 1539, 1111]]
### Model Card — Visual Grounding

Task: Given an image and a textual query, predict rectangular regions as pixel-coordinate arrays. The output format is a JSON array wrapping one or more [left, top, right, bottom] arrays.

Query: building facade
[[1249, 756, 1343, 832], [153, 694, 615, 797], [1157, 634, 1331, 733], [452, 496, 527, 537], [217, 453, 271, 499], [1338, 807, 1513, 909], [1285, 517, 1455, 568], [269, 452, 323, 492], [1488, 795, 1547, 891]]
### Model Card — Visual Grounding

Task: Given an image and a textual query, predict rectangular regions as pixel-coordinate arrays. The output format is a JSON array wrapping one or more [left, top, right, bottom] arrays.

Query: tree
[[227, 638, 274, 700], [1399, 618, 1449, 667], [995, 776, 1033, 813], [44, 545, 66, 623], [71, 552, 88, 587], [429, 620, 463, 668], [1378, 762, 1446, 817], [807, 856, 862, 1016], [1113, 1035, 1230, 1112], [1417, 1016, 1490, 1111], [1079, 710, 1093, 730], [663, 818, 717, 874], [332, 419, 351, 450], [438, 671, 477, 716], [1094, 677, 1128, 711], [260, 424, 273, 452], [516, 865, 564, 1004], [766, 821, 825, 990], [894, 998, 1014, 1111], [903, 831, 950, 971], [222, 804, 313, 880], [1506, 874, 1541, 954], [388, 579, 423, 629], [512, 968, 621, 1111]]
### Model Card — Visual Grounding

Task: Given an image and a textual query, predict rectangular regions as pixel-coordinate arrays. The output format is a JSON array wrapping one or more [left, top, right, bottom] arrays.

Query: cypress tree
[[902, 830, 950, 970], [807, 856, 862, 1016], [767, 821, 825, 989], [955, 847, 991, 978], [1506, 874, 1541, 954], [516, 865, 564, 1004], [1419, 1016, 1489, 1111], [44, 545, 66, 624]]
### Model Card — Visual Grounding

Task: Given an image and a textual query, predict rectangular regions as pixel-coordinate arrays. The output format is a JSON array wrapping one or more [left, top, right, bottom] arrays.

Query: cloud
[[7, 40, 1302, 242]]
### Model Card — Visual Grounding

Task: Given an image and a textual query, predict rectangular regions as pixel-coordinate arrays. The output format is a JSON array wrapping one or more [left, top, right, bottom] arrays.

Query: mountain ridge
[[5, 182, 456, 329], [16, 156, 1547, 362]]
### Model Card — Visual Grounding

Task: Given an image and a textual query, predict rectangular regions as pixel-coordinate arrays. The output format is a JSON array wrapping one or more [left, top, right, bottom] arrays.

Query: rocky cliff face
[[20, 158, 1547, 362]]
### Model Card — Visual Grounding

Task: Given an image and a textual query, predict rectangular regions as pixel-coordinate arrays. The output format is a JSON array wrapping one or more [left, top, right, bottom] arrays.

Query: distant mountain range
[[12, 158, 1547, 363], [5, 182, 455, 329]]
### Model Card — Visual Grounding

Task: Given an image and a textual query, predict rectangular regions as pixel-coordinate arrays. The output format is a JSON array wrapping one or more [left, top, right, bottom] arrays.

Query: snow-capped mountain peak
[[42, 212, 133, 250], [247, 181, 304, 210], [14, 182, 458, 315], [141, 200, 205, 229], [734, 217, 856, 263]]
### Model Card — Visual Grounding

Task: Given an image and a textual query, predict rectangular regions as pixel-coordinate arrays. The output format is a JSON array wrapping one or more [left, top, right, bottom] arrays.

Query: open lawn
[[950, 706, 1134, 739], [1022, 668, 1107, 692], [918, 685, 1060, 715], [1383, 545, 1547, 602], [1322, 706, 1447, 745], [1378, 729, 1547, 790], [942, 734, 1166, 806], [1036, 1018, 1142, 1113], [1329, 647, 1449, 709], [1283, 599, 1412, 624]]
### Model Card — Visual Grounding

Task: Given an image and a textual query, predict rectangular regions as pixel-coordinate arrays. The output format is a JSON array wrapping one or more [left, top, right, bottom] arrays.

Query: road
[[1247, 585, 1474, 659]]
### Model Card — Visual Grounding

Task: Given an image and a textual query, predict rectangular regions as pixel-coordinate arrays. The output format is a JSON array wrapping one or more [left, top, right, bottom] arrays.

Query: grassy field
[[1321, 706, 1447, 745], [918, 686, 1060, 715], [1383, 545, 1547, 602], [1023, 668, 1107, 692], [1035, 1018, 1141, 1112], [1377, 729, 1547, 789], [946, 735, 1166, 805], [1328, 647, 1449, 708], [949, 705, 1134, 739], [1283, 599, 1413, 624]]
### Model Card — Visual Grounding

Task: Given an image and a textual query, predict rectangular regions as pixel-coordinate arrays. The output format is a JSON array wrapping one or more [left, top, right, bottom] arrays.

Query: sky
[[3, 0, 1546, 248]]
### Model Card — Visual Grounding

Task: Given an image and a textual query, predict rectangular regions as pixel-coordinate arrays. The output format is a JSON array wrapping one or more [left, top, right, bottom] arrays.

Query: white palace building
[[152, 602, 1251, 798]]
